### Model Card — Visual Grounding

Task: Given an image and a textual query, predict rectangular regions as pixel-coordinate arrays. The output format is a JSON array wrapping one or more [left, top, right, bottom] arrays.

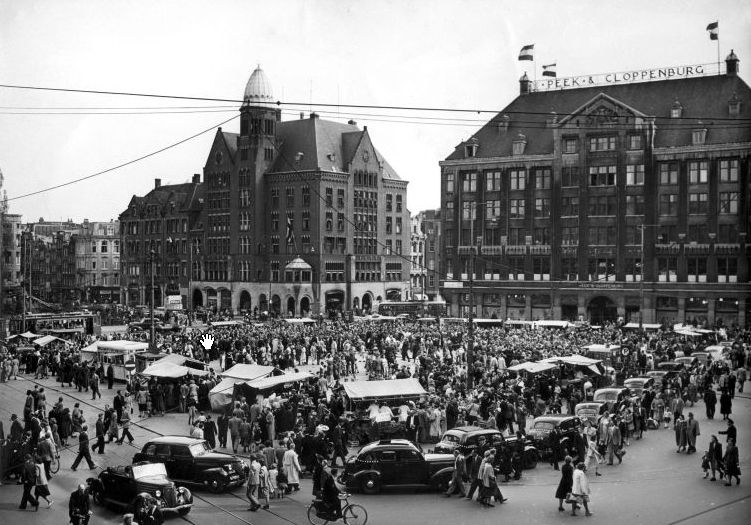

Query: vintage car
[[132, 436, 248, 493], [657, 361, 685, 372], [86, 462, 192, 515], [623, 377, 656, 397], [339, 439, 455, 494], [592, 387, 631, 411], [528, 415, 583, 460], [674, 356, 699, 369], [574, 402, 607, 425], [691, 352, 710, 366], [434, 426, 539, 469]]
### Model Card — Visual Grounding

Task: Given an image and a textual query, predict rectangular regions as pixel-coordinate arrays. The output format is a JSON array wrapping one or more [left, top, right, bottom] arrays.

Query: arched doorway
[[362, 293, 372, 313], [300, 296, 311, 316], [192, 289, 203, 308], [259, 294, 268, 313], [271, 295, 281, 315], [287, 297, 296, 317], [239, 290, 251, 311], [587, 296, 617, 325]]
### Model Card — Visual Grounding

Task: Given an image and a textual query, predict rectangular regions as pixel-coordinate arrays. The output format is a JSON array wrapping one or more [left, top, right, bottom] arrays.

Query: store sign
[[165, 294, 183, 310], [533, 63, 715, 92]]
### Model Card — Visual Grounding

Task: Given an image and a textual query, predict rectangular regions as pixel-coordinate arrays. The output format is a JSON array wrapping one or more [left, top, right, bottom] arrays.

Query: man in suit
[[444, 449, 467, 497], [92, 413, 106, 454], [71, 425, 97, 470], [686, 412, 700, 453], [18, 454, 39, 510], [405, 409, 419, 443], [69, 484, 91, 525]]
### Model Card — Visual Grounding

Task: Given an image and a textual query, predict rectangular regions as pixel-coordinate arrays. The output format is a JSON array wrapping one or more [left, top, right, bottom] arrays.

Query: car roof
[[144, 436, 204, 445], [594, 387, 627, 393], [359, 439, 419, 454], [624, 377, 652, 382], [533, 415, 579, 424]]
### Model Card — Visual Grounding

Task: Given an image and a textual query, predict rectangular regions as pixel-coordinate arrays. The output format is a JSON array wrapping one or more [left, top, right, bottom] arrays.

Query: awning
[[587, 364, 603, 375], [209, 377, 241, 410], [507, 361, 557, 374], [246, 371, 315, 391], [535, 320, 573, 329], [554, 355, 603, 366], [623, 323, 662, 330], [141, 362, 210, 379], [21, 331, 43, 339], [221, 364, 278, 381], [284, 318, 316, 324], [343, 378, 427, 401], [151, 353, 206, 370], [34, 335, 70, 347], [209, 321, 246, 327], [582, 344, 620, 354]]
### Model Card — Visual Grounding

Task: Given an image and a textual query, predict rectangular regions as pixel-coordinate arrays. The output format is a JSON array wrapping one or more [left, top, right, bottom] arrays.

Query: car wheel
[[360, 474, 380, 495], [435, 475, 451, 493], [524, 451, 538, 470], [208, 478, 226, 494]]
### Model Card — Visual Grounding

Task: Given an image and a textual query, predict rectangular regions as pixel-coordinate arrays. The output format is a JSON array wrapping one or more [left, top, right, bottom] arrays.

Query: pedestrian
[[704, 388, 717, 420], [68, 483, 92, 525], [92, 414, 105, 454], [584, 434, 602, 477], [686, 412, 700, 454], [117, 410, 134, 445], [71, 425, 97, 471], [723, 438, 741, 486], [282, 442, 302, 493], [444, 449, 467, 497], [464, 448, 484, 501], [258, 457, 270, 509], [719, 389, 732, 420], [18, 454, 39, 510], [246, 457, 261, 511], [37, 431, 55, 479], [718, 418, 737, 444], [217, 412, 229, 449], [34, 455, 53, 508], [204, 415, 217, 449], [90, 371, 101, 400], [555, 456, 574, 512], [674, 414, 688, 453], [737, 368, 746, 394], [106, 364, 114, 390], [707, 435, 723, 481], [570, 463, 592, 517]]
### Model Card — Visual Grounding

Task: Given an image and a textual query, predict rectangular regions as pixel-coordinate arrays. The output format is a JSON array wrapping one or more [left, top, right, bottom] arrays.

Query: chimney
[[192, 173, 201, 184], [726, 49, 739, 76], [155, 178, 161, 188], [310, 112, 319, 119], [348, 119, 357, 125], [300, 112, 305, 120], [519, 72, 532, 95]]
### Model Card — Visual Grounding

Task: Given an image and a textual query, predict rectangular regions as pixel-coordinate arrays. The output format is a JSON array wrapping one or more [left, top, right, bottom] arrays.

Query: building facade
[[409, 212, 427, 299], [1, 213, 23, 312], [419, 209, 442, 301], [75, 220, 121, 303], [120, 67, 410, 316], [20, 229, 78, 307], [439, 53, 750, 327]]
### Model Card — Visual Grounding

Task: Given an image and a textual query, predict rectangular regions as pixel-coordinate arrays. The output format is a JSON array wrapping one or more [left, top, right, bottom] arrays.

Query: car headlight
[[155, 490, 161, 498]]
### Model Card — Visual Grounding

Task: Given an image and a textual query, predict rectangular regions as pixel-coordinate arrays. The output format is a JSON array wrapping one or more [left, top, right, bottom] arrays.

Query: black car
[[87, 462, 193, 515], [339, 439, 455, 494], [527, 415, 583, 460], [132, 436, 248, 493], [434, 426, 539, 469]]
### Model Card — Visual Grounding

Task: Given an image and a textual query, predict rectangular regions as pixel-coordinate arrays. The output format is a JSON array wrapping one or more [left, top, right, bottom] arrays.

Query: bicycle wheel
[[50, 455, 60, 474], [307, 504, 329, 525], [343, 504, 368, 525]]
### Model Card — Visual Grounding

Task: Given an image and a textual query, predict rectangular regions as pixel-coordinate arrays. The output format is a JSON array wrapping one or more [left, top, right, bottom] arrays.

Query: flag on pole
[[706, 21, 718, 40], [542, 63, 557, 77], [518, 44, 534, 61], [286, 214, 295, 245]]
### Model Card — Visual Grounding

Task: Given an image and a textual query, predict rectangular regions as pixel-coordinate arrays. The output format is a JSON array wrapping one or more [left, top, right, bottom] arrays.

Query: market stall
[[80, 340, 150, 382], [231, 370, 315, 403], [209, 364, 280, 410]]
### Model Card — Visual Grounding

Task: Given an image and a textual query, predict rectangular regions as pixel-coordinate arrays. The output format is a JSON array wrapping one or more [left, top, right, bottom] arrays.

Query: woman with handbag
[[555, 456, 574, 512], [571, 463, 592, 516]]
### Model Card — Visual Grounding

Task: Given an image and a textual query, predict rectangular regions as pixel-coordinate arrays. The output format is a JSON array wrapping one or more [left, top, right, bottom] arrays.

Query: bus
[[376, 300, 447, 318], [9, 312, 101, 337]]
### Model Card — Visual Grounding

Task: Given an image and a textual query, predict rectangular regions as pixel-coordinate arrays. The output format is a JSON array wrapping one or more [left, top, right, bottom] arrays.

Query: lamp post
[[466, 201, 477, 390], [149, 248, 156, 351]]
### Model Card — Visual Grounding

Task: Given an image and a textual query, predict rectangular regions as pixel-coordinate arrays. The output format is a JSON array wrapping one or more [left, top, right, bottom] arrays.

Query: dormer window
[[464, 138, 479, 158], [512, 133, 527, 156], [498, 114, 510, 133], [692, 123, 707, 146], [728, 93, 741, 116], [671, 98, 683, 118]]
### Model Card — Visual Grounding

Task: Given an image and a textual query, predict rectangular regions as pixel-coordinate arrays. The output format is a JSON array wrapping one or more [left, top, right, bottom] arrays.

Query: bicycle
[[50, 455, 60, 474], [307, 493, 367, 525]]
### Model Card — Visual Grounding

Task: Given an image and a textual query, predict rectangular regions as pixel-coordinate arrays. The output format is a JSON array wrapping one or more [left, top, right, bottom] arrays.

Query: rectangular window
[[286, 187, 295, 207], [395, 217, 402, 234], [659, 162, 679, 185], [717, 257, 738, 283], [688, 223, 708, 243], [687, 257, 707, 283], [302, 210, 310, 230], [561, 258, 578, 280], [462, 201, 477, 220], [659, 194, 678, 216], [589, 165, 616, 186], [658, 257, 678, 282], [588, 195, 617, 216], [588, 225, 616, 245], [325, 187, 333, 206], [396, 194, 402, 212], [485, 200, 501, 219], [561, 196, 579, 217], [719, 159, 739, 182], [462, 172, 477, 192], [508, 227, 524, 245], [509, 199, 525, 219], [337, 189, 345, 208], [100, 240, 108, 253], [533, 227, 550, 244], [446, 173, 455, 193], [589, 257, 615, 281], [302, 186, 311, 206], [688, 161, 708, 184], [561, 226, 578, 245], [535, 168, 551, 189], [719, 192, 738, 214], [626, 164, 645, 185], [561, 166, 579, 187], [509, 169, 526, 190], [625, 258, 642, 282], [563, 138, 578, 154], [386, 194, 393, 212], [507, 257, 525, 280], [445, 201, 454, 220], [589, 135, 616, 151], [486, 171, 502, 191], [625, 224, 641, 245], [626, 195, 645, 215], [325, 211, 333, 231], [396, 240, 402, 255], [386, 217, 392, 234], [534, 198, 550, 217], [688, 193, 709, 214], [271, 188, 279, 208], [533, 257, 550, 280], [628, 134, 643, 150], [718, 224, 738, 243]]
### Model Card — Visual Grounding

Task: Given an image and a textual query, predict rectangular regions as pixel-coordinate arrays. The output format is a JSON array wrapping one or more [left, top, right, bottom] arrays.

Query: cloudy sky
[[1, 0, 749, 223]]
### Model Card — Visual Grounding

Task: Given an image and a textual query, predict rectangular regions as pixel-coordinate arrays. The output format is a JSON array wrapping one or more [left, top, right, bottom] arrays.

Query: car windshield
[[593, 391, 619, 402], [533, 422, 555, 431], [624, 380, 644, 387], [132, 463, 167, 479], [188, 442, 210, 456], [441, 434, 461, 444]]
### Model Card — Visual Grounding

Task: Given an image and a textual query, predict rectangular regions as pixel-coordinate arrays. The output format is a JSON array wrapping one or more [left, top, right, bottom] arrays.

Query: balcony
[[480, 245, 503, 256]]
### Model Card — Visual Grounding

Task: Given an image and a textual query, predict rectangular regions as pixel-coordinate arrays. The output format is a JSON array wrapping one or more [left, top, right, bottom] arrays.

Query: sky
[[1, 0, 749, 223]]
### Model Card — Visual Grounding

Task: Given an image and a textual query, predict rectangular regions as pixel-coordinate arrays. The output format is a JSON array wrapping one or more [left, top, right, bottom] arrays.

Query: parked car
[[674, 356, 699, 369], [691, 352, 710, 366], [132, 436, 248, 493], [527, 415, 583, 460], [434, 426, 539, 469], [657, 361, 684, 372], [623, 377, 656, 397], [592, 387, 631, 411], [86, 462, 193, 515], [338, 439, 455, 494], [645, 370, 677, 386], [574, 402, 607, 426]]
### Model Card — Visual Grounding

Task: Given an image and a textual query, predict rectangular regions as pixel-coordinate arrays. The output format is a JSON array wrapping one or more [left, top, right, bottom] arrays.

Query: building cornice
[[439, 154, 554, 168], [653, 142, 751, 158]]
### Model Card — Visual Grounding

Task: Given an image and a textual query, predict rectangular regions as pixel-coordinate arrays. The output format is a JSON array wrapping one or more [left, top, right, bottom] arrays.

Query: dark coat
[[719, 393, 732, 415], [69, 489, 90, 518], [555, 462, 574, 499]]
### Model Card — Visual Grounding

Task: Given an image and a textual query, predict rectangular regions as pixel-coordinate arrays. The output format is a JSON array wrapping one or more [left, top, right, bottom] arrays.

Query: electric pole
[[466, 201, 476, 390]]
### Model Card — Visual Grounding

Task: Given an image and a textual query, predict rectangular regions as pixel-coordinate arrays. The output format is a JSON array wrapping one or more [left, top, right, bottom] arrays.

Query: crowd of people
[[0, 315, 749, 521]]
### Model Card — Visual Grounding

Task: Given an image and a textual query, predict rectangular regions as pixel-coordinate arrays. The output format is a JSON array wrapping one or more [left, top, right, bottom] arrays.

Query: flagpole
[[716, 33, 721, 75]]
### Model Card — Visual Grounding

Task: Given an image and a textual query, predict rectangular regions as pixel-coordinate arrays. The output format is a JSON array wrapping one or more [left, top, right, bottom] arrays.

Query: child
[[701, 453, 710, 478], [274, 467, 287, 499]]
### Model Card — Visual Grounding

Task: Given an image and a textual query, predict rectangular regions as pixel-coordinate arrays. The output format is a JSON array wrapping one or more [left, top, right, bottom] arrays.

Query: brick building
[[439, 52, 750, 327], [418, 209, 442, 301], [74, 220, 121, 303]]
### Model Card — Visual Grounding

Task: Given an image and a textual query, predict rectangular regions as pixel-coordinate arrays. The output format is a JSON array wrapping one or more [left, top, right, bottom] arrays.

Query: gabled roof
[[445, 74, 751, 160]]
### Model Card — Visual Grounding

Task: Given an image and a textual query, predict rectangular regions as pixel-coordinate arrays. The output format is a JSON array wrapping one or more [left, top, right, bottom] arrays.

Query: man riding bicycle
[[69, 483, 92, 525], [318, 460, 342, 520]]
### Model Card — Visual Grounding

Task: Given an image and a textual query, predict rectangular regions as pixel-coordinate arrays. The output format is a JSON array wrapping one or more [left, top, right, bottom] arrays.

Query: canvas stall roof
[[21, 331, 43, 339], [221, 364, 278, 381], [209, 377, 239, 411], [555, 355, 603, 366], [152, 353, 206, 369], [209, 321, 246, 327], [246, 371, 315, 391], [34, 335, 70, 347], [507, 361, 557, 373], [284, 318, 316, 324], [623, 323, 663, 330], [343, 378, 426, 400], [141, 362, 210, 378], [98, 341, 150, 352], [535, 320, 573, 328], [582, 344, 620, 353]]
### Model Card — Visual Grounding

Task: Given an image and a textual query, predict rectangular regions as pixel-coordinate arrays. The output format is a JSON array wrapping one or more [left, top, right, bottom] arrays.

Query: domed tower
[[239, 65, 280, 167]]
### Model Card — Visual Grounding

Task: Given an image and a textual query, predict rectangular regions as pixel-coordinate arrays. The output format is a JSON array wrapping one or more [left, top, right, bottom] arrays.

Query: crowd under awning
[[33, 335, 71, 347], [141, 361, 210, 379], [343, 378, 427, 402], [507, 361, 558, 374]]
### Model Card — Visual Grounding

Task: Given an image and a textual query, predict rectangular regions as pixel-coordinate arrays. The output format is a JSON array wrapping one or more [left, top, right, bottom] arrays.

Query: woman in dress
[[719, 389, 732, 420], [34, 454, 53, 508], [707, 435, 723, 481], [571, 463, 592, 516], [674, 414, 688, 453], [555, 456, 574, 512], [282, 442, 302, 493], [723, 438, 741, 486], [59, 408, 72, 446], [265, 409, 276, 447]]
